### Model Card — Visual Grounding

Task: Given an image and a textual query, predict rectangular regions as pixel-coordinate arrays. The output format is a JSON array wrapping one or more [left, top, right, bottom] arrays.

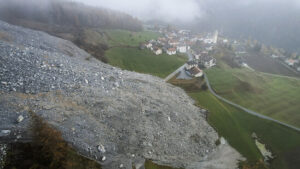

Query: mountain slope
[[0, 0, 143, 63], [0, 0, 142, 31], [0, 21, 242, 169]]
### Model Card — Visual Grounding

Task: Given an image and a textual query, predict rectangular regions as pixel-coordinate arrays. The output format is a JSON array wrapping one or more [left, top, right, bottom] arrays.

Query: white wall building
[[190, 67, 203, 77], [204, 58, 216, 68], [194, 54, 201, 60], [154, 48, 162, 55], [186, 60, 198, 70], [146, 43, 152, 49], [166, 48, 176, 55], [177, 45, 187, 53], [213, 30, 218, 44]]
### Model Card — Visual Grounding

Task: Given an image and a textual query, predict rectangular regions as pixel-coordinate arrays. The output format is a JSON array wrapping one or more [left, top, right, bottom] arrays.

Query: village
[[142, 24, 300, 78], [141, 26, 218, 78]]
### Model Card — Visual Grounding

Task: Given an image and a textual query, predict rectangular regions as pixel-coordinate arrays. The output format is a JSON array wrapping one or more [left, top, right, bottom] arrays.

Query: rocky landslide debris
[[0, 20, 243, 169]]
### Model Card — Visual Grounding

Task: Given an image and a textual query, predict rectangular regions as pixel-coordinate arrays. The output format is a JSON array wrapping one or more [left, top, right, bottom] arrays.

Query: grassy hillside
[[106, 47, 187, 78], [204, 46, 300, 128], [190, 91, 300, 169], [106, 29, 160, 47], [205, 65, 300, 128], [0, 0, 143, 32], [169, 77, 300, 169]]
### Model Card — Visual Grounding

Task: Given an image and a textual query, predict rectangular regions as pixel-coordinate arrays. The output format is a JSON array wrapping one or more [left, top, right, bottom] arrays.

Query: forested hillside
[[0, 0, 143, 62], [0, 0, 142, 31]]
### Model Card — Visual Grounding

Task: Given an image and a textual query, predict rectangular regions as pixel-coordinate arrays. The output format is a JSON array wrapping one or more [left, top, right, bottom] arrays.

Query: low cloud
[[72, 0, 203, 22], [72, 0, 300, 23]]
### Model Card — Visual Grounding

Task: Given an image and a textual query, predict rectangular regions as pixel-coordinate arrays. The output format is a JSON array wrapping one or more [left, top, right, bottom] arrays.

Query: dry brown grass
[[4, 112, 102, 169], [168, 75, 206, 92]]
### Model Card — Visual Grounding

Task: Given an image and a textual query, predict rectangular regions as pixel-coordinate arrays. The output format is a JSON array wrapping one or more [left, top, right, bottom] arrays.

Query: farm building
[[189, 67, 203, 77]]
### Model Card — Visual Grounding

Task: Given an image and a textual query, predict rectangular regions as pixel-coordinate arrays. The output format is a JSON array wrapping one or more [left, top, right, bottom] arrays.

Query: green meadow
[[205, 67, 300, 128], [189, 90, 300, 169], [106, 29, 160, 47], [169, 75, 300, 169], [106, 47, 187, 78]]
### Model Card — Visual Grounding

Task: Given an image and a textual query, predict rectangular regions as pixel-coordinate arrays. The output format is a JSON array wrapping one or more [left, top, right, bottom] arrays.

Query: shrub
[[201, 83, 208, 91]]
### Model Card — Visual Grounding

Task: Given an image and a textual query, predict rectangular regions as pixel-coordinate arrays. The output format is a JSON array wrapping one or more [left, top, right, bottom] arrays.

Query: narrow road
[[164, 50, 193, 82], [164, 64, 186, 82], [164, 52, 299, 132], [274, 59, 300, 75], [245, 62, 300, 80], [204, 72, 300, 132]]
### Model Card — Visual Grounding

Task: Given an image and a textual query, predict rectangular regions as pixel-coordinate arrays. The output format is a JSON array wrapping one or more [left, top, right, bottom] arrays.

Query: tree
[[201, 83, 208, 91]]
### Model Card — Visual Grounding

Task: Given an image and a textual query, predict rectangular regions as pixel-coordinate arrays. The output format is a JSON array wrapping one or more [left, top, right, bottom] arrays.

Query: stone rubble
[[0, 20, 242, 169]]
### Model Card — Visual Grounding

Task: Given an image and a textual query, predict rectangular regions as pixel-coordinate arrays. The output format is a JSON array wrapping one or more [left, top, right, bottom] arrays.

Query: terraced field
[[206, 68, 300, 128]]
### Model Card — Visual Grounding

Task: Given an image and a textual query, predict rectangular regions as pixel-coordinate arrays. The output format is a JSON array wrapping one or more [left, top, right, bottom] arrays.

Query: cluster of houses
[[146, 24, 300, 74], [140, 30, 192, 56], [142, 25, 219, 77], [184, 31, 218, 77], [141, 27, 219, 57], [185, 53, 217, 77]]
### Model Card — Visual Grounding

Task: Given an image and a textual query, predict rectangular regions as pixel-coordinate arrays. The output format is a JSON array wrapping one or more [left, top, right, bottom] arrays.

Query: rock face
[[0, 21, 242, 169]]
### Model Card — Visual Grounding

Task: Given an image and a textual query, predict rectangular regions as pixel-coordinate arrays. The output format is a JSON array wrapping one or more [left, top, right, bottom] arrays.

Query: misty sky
[[72, 0, 300, 22], [73, 0, 202, 22]]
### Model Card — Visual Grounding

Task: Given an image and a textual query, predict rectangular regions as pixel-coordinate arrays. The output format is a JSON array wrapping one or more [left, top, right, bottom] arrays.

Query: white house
[[186, 60, 198, 70], [146, 43, 152, 49], [204, 38, 214, 44], [199, 55, 216, 68], [194, 53, 201, 60], [168, 40, 179, 46], [166, 48, 176, 55], [153, 48, 162, 55], [178, 29, 191, 35], [206, 46, 213, 51], [189, 67, 203, 77], [177, 45, 187, 53], [285, 59, 297, 66], [297, 67, 300, 72]]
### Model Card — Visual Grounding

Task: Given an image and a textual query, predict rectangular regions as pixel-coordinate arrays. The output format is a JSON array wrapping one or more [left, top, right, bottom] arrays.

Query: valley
[[1, 1, 300, 169]]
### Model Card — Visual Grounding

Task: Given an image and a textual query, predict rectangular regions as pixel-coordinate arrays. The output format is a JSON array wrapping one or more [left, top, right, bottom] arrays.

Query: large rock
[[0, 20, 242, 169]]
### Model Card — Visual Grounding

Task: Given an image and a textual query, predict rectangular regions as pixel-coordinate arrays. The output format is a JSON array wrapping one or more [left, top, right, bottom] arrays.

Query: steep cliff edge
[[0, 21, 242, 169]]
